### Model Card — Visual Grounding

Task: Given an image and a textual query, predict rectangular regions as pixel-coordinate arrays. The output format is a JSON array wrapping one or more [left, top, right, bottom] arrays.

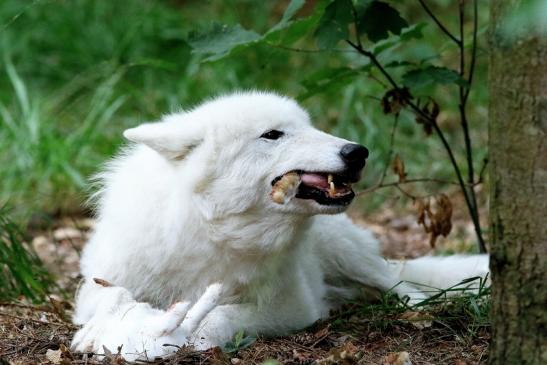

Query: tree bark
[[489, 2, 547, 364]]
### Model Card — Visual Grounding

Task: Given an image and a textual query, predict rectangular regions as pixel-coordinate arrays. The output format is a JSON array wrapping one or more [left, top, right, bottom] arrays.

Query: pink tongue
[[300, 173, 329, 189]]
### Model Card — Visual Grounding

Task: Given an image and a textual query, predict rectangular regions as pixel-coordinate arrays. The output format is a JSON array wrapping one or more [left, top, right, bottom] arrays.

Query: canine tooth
[[328, 174, 333, 184], [329, 181, 336, 197]]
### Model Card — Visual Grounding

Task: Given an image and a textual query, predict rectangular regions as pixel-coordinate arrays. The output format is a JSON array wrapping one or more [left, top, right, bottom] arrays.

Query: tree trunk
[[488, 2, 547, 364]]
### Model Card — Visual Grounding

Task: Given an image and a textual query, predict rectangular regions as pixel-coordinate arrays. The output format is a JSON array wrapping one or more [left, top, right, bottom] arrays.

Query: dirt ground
[[0, 199, 490, 364]]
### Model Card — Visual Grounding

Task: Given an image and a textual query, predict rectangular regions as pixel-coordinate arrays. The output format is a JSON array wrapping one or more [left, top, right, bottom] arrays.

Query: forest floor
[[0, 199, 490, 365]]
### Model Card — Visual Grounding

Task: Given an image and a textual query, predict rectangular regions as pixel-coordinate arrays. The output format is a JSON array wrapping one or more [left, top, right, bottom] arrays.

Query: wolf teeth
[[328, 174, 337, 197]]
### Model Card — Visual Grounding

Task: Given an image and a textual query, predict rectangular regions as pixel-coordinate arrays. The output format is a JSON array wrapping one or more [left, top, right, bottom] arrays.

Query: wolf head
[[123, 91, 368, 218]]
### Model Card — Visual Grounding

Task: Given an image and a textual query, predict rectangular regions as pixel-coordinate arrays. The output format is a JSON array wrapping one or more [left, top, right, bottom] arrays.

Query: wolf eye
[[260, 130, 284, 140]]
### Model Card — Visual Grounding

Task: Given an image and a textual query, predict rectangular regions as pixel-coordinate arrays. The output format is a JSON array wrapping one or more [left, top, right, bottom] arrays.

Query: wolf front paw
[[71, 282, 223, 361]]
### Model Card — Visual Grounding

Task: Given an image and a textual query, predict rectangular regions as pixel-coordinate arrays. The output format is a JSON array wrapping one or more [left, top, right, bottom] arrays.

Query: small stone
[[53, 227, 83, 241], [45, 349, 62, 364]]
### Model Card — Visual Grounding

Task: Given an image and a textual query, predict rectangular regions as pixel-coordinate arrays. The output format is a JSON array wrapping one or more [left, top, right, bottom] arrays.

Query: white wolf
[[72, 91, 488, 361]]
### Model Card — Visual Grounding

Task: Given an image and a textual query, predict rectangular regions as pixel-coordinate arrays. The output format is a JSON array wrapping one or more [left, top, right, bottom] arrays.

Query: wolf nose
[[340, 143, 368, 170]]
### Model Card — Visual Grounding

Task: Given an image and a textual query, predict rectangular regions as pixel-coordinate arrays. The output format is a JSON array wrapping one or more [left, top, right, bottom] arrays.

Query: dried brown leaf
[[392, 154, 407, 183], [381, 88, 412, 115], [399, 311, 433, 330], [317, 341, 359, 365], [292, 349, 312, 362], [414, 99, 440, 136], [314, 325, 330, 340], [383, 351, 412, 365], [415, 198, 430, 232], [93, 277, 113, 287], [210, 346, 230, 365], [415, 194, 453, 247]]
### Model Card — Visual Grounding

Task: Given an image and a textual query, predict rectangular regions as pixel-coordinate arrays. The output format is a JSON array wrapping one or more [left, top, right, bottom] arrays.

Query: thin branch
[[463, 0, 478, 103], [347, 38, 471, 201], [346, 40, 399, 89], [459, 1, 465, 81], [379, 114, 400, 185], [457, 0, 485, 252], [264, 43, 354, 53], [357, 177, 462, 196], [350, 2, 364, 49], [477, 157, 488, 184], [458, 0, 474, 190], [362, 94, 383, 102], [346, 32, 486, 251], [367, 73, 388, 88], [418, 0, 461, 45], [360, 114, 399, 195], [395, 184, 417, 200]]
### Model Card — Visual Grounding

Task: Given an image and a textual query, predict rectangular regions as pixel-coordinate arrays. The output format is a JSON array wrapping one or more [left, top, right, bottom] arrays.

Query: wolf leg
[[311, 215, 427, 304], [71, 282, 222, 361], [312, 214, 489, 304], [186, 300, 327, 350]]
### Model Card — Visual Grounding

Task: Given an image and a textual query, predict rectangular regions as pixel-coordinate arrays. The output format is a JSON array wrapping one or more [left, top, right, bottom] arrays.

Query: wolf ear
[[123, 118, 204, 160]]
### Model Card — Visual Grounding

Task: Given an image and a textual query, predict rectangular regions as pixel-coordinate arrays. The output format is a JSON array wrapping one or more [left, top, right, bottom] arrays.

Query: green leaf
[[234, 329, 244, 345], [188, 23, 261, 61], [265, 12, 321, 45], [314, 0, 353, 49], [371, 23, 426, 56], [357, 1, 408, 43], [271, 0, 306, 31], [384, 60, 414, 68], [354, 0, 374, 14], [402, 66, 469, 89], [223, 329, 256, 353], [399, 22, 427, 41], [298, 65, 371, 100]]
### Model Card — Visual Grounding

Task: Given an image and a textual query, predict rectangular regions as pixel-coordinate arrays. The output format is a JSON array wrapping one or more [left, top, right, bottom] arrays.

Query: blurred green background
[[0, 0, 489, 219]]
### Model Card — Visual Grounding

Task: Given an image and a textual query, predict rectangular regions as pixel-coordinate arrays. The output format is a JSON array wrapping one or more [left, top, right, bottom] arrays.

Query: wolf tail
[[388, 254, 490, 295]]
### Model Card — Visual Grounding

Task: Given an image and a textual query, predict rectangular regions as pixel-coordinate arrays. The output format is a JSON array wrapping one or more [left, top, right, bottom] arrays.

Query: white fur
[[73, 91, 489, 361]]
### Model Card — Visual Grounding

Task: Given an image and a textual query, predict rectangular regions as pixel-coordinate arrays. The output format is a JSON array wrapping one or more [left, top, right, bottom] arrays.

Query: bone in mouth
[[271, 172, 300, 204]]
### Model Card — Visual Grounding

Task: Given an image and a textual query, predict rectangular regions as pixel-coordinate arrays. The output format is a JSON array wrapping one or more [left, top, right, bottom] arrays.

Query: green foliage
[[271, 0, 306, 31], [0, 206, 55, 302], [182, 0, 475, 109], [0, 60, 125, 213], [407, 275, 491, 337], [314, 0, 353, 49], [0, 0, 490, 222], [402, 66, 469, 91], [356, 1, 408, 42], [299, 66, 368, 100], [223, 329, 256, 353], [336, 276, 491, 337], [188, 23, 261, 62]]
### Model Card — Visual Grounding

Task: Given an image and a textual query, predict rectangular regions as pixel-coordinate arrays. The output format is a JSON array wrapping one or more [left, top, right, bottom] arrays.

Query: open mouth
[[271, 170, 356, 206]]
